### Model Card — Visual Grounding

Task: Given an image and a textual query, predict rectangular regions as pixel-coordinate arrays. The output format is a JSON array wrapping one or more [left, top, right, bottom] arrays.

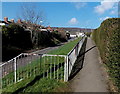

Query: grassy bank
[[92, 18, 120, 92], [48, 37, 82, 55], [2, 77, 70, 93], [2, 37, 81, 93]]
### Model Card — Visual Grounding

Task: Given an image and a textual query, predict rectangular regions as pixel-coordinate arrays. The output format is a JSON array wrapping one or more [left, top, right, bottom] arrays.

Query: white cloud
[[74, 2, 86, 10], [99, 16, 110, 21], [68, 17, 79, 25], [94, 0, 116, 14], [110, 10, 116, 14], [110, 4, 118, 15]]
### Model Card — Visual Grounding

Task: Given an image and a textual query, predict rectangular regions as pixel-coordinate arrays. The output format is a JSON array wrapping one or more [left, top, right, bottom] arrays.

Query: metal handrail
[[67, 35, 85, 56]]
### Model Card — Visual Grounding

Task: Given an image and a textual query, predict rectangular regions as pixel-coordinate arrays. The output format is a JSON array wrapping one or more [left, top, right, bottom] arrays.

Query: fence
[[0, 35, 86, 89], [0, 53, 66, 88], [64, 36, 86, 81]]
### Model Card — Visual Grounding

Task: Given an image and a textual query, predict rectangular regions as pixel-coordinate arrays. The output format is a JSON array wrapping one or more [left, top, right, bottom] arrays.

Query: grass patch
[[2, 77, 34, 93], [48, 37, 81, 55], [21, 78, 70, 93], [2, 77, 70, 93]]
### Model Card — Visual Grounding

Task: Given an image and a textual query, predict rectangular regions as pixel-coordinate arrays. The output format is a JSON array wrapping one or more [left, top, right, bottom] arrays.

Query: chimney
[[18, 19, 22, 23], [4, 17, 8, 22], [10, 19, 14, 23]]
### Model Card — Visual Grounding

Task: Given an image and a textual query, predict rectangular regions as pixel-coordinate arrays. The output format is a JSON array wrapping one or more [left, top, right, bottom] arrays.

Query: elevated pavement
[[69, 37, 109, 92]]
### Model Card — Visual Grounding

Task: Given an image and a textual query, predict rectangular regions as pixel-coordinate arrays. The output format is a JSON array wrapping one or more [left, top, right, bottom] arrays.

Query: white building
[[0, 23, 6, 26], [76, 32, 85, 37], [40, 29, 48, 32], [70, 34, 77, 38]]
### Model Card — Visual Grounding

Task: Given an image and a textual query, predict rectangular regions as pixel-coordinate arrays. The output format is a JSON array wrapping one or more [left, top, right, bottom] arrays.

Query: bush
[[2, 23, 32, 49], [37, 31, 56, 47], [85, 32, 91, 37], [2, 23, 32, 61], [107, 27, 120, 91], [92, 18, 120, 92], [51, 30, 67, 42]]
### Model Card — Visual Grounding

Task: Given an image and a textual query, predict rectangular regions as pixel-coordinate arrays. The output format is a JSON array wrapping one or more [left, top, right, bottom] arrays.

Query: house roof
[[47, 26, 53, 31], [0, 20, 12, 24]]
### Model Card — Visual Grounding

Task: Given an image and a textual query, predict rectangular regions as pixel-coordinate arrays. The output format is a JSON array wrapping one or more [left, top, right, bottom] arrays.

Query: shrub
[[92, 18, 120, 92], [2, 23, 32, 49], [51, 30, 67, 42], [85, 32, 91, 37], [37, 31, 56, 47], [2, 23, 32, 61]]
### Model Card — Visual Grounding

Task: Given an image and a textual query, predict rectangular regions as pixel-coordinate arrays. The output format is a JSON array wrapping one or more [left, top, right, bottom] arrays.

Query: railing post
[[67, 56, 69, 81], [64, 56, 68, 82], [64, 56, 66, 82], [14, 58, 17, 83], [0, 65, 2, 89]]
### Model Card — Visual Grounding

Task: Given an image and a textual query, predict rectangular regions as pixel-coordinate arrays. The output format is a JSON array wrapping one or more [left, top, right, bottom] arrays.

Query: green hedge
[[92, 18, 120, 92]]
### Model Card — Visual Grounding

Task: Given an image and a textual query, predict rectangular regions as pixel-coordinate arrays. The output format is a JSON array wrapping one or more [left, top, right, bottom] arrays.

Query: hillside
[[92, 18, 120, 92], [52, 27, 93, 35]]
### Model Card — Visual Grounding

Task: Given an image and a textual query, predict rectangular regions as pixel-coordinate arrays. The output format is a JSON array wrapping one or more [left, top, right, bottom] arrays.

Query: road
[[69, 37, 109, 92], [30, 37, 76, 54]]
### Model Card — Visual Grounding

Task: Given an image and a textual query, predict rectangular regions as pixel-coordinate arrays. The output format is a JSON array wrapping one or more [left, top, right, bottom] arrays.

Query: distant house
[[0, 21, 6, 26], [40, 29, 48, 32], [76, 32, 85, 37], [16, 19, 27, 29], [69, 32, 85, 38], [70, 34, 77, 38], [1, 17, 49, 33], [47, 26, 53, 32], [0, 17, 13, 26]]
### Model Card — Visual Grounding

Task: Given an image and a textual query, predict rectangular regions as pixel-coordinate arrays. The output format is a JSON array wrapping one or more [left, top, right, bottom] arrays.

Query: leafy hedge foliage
[[51, 30, 67, 42], [85, 32, 91, 37], [2, 23, 32, 61], [2, 23, 33, 49], [92, 18, 120, 92]]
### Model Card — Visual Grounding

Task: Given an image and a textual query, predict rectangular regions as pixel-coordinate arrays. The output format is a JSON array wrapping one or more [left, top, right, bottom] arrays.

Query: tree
[[18, 3, 48, 47]]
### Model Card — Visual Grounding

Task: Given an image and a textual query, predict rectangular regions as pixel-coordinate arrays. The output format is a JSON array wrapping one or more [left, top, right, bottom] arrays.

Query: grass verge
[[48, 37, 81, 55]]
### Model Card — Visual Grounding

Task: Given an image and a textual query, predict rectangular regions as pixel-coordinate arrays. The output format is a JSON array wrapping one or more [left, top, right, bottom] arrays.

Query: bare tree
[[18, 3, 48, 47], [21, 4, 47, 25]]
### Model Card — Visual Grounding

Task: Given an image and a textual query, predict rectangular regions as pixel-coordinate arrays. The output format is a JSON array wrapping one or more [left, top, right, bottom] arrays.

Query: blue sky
[[1, 1, 118, 29]]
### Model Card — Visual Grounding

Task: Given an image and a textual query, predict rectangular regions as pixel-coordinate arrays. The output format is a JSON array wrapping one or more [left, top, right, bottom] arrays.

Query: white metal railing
[[0, 35, 86, 88], [0, 53, 66, 88], [64, 36, 86, 81]]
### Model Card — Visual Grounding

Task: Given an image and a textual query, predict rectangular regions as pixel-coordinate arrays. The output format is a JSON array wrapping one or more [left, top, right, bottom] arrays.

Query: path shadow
[[81, 45, 96, 56], [68, 39, 96, 81]]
